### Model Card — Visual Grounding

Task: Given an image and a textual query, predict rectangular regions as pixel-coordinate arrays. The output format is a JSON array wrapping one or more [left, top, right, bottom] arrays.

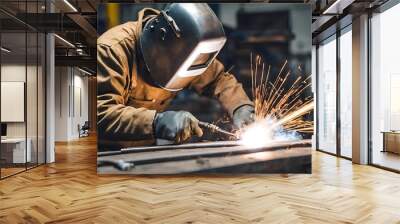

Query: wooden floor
[[1, 136, 400, 224], [1, 167, 26, 178], [373, 150, 400, 171]]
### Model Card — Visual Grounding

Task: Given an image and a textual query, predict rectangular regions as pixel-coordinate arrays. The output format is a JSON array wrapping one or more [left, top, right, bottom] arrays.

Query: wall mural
[[97, 3, 313, 174]]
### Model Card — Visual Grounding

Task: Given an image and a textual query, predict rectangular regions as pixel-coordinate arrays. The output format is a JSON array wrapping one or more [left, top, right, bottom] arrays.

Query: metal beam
[[67, 13, 97, 39], [313, 14, 352, 44], [312, 15, 335, 33], [323, 0, 356, 14], [3, 13, 84, 32], [55, 55, 96, 71]]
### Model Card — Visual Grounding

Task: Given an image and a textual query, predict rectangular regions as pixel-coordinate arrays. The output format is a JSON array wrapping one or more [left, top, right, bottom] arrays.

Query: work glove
[[154, 111, 203, 143], [232, 105, 255, 129]]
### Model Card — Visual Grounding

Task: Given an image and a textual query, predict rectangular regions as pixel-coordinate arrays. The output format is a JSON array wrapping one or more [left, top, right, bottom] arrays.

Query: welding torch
[[198, 121, 238, 139]]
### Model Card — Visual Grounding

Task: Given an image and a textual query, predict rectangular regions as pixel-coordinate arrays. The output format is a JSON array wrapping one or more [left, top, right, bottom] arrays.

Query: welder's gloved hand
[[154, 111, 203, 143], [233, 105, 255, 129]]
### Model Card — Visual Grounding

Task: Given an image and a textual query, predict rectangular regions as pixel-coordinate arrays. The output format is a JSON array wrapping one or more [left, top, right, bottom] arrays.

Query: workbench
[[97, 140, 311, 174]]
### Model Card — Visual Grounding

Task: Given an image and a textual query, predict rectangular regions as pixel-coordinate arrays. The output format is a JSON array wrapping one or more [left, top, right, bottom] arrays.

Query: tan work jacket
[[97, 9, 252, 149]]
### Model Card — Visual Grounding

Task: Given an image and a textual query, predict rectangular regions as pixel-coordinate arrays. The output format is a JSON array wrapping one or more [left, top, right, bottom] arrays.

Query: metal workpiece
[[97, 140, 311, 174]]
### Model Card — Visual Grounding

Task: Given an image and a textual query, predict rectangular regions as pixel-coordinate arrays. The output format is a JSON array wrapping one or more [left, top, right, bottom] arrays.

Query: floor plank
[[0, 136, 400, 223]]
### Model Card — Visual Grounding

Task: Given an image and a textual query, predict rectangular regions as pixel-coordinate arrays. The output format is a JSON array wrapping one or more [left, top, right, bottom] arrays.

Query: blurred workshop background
[[98, 3, 312, 140]]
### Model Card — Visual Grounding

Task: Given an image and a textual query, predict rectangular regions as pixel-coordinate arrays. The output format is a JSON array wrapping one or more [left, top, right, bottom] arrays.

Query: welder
[[97, 3, 254, 149]]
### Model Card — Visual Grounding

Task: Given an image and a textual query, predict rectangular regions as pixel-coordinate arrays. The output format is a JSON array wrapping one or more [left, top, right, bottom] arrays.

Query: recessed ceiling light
[[54, 34, 75, 48], [78, 67, 93, 76], [1, 47, 11, 53], [63, 0, 78, 12]]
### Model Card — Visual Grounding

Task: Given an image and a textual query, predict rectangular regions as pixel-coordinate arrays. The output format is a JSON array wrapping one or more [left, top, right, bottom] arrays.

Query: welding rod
[[198, 121, 238, 139]]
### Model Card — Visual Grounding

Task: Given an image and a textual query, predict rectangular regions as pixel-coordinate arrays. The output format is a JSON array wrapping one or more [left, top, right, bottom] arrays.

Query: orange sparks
[[250, 54, 314, 133]]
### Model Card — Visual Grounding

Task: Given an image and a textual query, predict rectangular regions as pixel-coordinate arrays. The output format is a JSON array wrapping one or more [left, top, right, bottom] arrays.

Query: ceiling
[[0, 0, 99, 72], [0, 0, 392, 72]]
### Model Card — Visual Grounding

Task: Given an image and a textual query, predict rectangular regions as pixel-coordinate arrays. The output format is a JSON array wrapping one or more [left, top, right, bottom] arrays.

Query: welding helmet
[[139, 3, 227, 91]]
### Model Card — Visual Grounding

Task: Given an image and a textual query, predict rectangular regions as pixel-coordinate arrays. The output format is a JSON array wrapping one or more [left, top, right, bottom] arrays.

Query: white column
[[352, 14, 369, 164], [45, 1, 55, 163]]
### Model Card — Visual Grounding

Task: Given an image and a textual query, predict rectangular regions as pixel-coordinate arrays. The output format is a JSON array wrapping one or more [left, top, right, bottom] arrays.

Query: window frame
[[315, 22, 353, 161], [367, 0, 400, 173]]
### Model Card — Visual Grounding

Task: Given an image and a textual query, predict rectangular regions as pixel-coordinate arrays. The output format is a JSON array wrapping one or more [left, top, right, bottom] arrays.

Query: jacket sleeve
[[189, 59, 253, 117], [97, 42, 156, 141]]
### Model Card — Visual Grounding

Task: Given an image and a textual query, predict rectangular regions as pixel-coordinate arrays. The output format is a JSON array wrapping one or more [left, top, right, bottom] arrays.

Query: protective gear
[[140, 3, 227, 91], [97, 9, 253, 150], [233, 105, 255, 129], [154, 111, 203, 143]]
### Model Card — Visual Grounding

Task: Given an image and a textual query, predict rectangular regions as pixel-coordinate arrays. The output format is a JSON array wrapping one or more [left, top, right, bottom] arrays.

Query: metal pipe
[[198, 121, 238, 139], [99, 141, 242, 157]]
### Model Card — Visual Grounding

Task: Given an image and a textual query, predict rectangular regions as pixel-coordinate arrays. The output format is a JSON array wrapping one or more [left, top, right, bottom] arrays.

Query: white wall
[[54, 67, 89, 141], [1, 63, 46, 164], [71, 72, 89, 138], [1, 64, 26, 140], [55, 66, 69, 141], [1, 64, 33, 138]]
